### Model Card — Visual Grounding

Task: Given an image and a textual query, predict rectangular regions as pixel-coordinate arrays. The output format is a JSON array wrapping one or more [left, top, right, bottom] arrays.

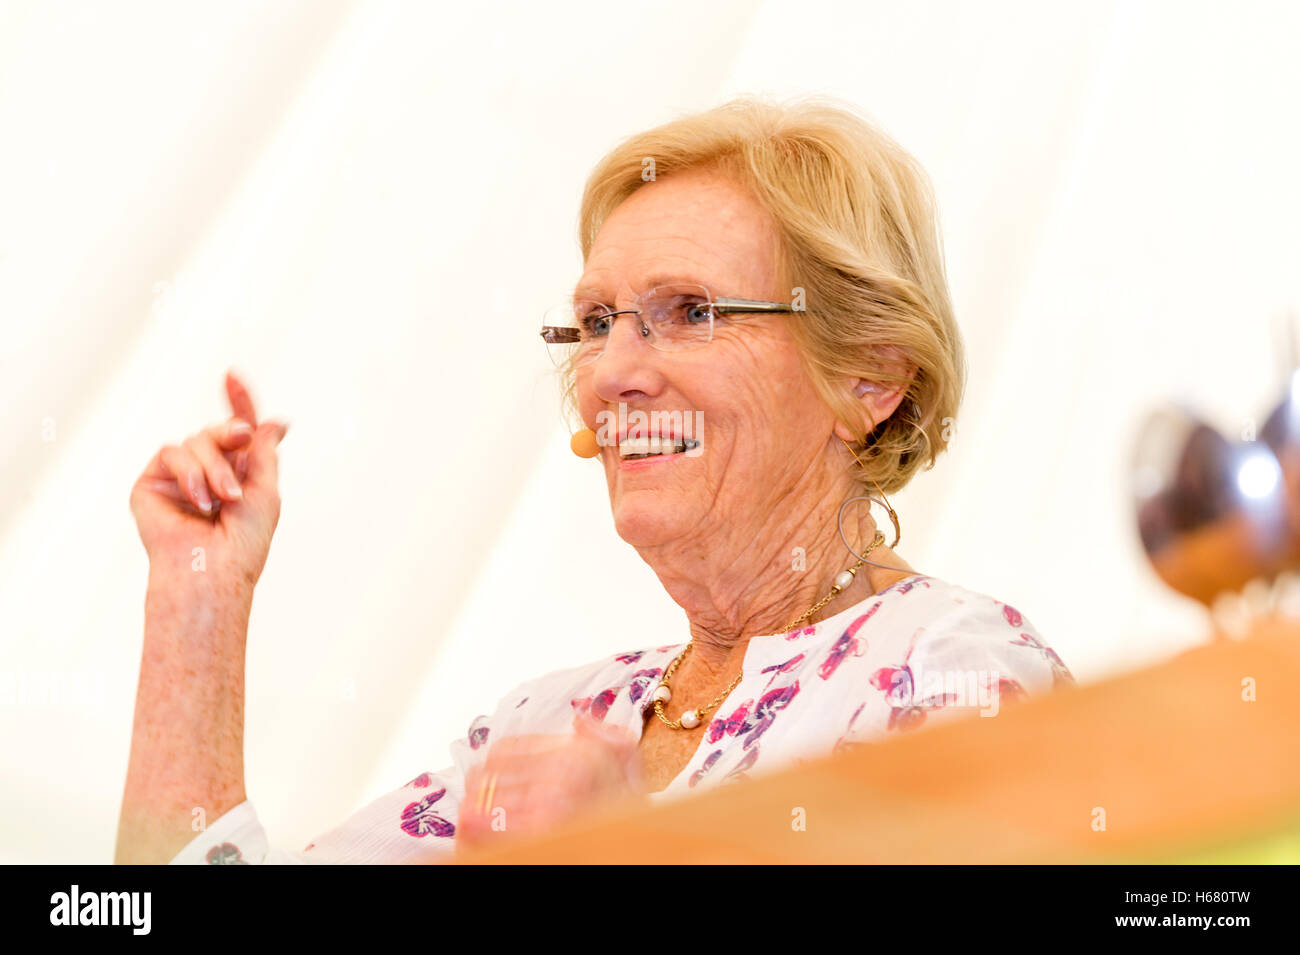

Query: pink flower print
[[689, 750, 724, 788], [886, 688, 960, 730], [400, 788, 455, 838], [870, 665, 914, 708], [847, 700, 866, 728], [722, 746, 760, 784], [1010, 632, 1074, 685], [205, 842, 247, 865], [590, 687, 618, 719], [514, 696, 528, 709], [892, 576, 930, 595], [706, 699, 753, 744], [467, 714, 491, 750], [741, 682, 800, 749], [615, 651, 645, 665], [994, 678, 1028, 704], [785, 625, 816, 642], [570, 687, 619, 721], [873, 663, 958, 731], [655, 644, 680, 653], [304, 843, 315, 852], [761, 653, 804, 684], [1001, 604, 1023, 628], [833, 702, 869, 755], [405, 772, 434, 789], [628, 667, 663, 706], [819, 606, 878, 680]]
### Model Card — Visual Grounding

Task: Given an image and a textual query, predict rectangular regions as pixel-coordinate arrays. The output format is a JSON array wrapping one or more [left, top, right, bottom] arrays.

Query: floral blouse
[[169, 574, 1073, 864]]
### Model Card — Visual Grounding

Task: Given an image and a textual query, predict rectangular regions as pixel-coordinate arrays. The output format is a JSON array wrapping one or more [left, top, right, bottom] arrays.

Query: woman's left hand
[[457, 715, 645, 851]]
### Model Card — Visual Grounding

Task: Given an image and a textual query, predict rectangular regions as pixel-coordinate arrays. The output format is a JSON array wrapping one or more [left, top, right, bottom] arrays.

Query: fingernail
[[230, 419, 252, 436], [191, 477, 213, 513], [223, 477, 243, 499]]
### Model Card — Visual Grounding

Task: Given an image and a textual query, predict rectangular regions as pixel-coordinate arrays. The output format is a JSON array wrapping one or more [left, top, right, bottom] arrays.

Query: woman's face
[[574, 168, 845, 552]]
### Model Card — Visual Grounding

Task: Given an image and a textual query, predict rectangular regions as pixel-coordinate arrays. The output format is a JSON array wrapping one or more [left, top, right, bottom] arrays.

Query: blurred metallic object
[[1260, 360, 1300, 571], [1132, 403, 1290, 606]]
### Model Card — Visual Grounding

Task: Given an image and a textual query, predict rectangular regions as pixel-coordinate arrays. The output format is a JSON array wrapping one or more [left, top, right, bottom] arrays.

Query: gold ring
[[481, 771, 499, 815]]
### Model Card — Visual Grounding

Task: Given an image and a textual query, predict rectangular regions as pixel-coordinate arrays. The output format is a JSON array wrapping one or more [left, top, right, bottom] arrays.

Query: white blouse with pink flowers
[[170, 573, 1074, 864]]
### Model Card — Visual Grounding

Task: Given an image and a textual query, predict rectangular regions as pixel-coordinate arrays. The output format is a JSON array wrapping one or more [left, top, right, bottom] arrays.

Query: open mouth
[[618, 436, 700, 460]]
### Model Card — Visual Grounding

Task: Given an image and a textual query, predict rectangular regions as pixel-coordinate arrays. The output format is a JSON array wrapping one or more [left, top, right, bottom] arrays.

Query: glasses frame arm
[[710, 297, 796, 315]]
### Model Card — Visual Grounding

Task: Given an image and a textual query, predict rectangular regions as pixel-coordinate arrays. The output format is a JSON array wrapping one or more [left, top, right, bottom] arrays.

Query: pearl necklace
[[651, 530, 886, 730]]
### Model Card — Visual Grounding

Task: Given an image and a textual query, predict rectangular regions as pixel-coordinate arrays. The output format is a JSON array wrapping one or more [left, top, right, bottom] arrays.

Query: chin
[[608, 491, 689, 548]]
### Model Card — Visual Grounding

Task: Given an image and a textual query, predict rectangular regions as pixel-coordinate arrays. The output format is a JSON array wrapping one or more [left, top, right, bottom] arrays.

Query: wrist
[[143, 570, 255, 667], [146, 565, 256, 612]]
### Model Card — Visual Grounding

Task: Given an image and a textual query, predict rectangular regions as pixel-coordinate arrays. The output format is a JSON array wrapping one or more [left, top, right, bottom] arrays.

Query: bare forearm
[[115, 572, 253, 864]]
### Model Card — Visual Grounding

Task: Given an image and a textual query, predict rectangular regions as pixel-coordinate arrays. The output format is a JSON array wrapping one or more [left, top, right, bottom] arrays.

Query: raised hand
[[129, 370, 289, 590]]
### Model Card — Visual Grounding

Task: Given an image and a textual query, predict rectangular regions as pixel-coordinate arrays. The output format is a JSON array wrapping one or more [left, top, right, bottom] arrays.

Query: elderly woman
[[116, 97, 1073, 865]]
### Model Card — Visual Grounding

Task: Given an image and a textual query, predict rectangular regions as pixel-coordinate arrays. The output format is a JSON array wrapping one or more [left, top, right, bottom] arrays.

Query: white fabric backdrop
[[2, 0, 1297, 862]]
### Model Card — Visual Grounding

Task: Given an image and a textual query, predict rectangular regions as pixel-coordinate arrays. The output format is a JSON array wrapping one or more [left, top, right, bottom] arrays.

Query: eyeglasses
[[540, 283, 796, 368]]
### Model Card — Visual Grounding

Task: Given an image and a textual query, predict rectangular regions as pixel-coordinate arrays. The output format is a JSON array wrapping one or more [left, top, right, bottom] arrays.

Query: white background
[[1, 0, 1297, 862]]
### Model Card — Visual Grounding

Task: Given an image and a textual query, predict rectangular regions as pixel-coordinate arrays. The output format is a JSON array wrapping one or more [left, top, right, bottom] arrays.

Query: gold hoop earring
[[837, 437, 902, 563]]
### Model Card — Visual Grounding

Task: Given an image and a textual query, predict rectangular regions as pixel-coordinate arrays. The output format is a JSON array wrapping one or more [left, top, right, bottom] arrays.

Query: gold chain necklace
[[651, 530, 885, 730]]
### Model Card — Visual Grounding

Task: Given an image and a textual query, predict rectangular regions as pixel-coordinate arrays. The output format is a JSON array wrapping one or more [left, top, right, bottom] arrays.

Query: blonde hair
[[571, 95, 965, 494]]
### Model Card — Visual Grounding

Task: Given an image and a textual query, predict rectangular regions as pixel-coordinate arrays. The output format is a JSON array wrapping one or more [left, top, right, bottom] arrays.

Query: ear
[[832, 348, 917, 443]]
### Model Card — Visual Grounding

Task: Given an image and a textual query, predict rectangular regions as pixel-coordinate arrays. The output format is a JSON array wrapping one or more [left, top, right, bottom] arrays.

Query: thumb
[[242, 420, 289, 493], [572, 713, 643, 789], [572, 712, 637, 752]]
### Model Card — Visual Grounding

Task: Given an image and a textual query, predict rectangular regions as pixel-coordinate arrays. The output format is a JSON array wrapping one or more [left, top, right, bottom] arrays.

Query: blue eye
[[653, 298, 712, 325], [579, 309, 614, 338], [683, 303, 713, 324]]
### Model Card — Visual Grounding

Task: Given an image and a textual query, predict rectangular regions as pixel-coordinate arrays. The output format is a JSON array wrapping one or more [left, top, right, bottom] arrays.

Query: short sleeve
[[834, 590, 1075, 750], [902, 595, 1074, 727], [168, 709, 500, 865], [168, 799, 307, 865]]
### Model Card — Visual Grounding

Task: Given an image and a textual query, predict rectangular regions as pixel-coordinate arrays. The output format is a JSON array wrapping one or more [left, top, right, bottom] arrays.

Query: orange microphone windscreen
[[570, 429, 601, 458]]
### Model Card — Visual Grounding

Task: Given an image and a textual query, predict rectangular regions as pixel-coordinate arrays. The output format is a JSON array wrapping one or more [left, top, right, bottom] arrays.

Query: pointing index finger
[[225, 370, 258, 427]]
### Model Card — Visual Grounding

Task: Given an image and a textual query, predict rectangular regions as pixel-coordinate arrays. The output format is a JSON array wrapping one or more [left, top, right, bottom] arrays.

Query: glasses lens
[[541, 300, 611, 368], [639, 285, 713, 351], [541, 285, 714, 367]]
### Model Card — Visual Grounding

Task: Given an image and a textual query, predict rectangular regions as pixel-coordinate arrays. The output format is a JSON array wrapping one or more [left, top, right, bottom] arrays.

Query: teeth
[[618, 436, 700, 459]]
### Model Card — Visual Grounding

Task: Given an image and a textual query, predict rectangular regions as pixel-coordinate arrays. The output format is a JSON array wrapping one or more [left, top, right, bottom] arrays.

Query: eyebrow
[[572, 273, 715, 301]]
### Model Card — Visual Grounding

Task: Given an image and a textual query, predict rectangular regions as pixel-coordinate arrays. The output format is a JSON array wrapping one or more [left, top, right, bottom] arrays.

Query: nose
[[590, 310, 665, 404], [603, 309, 650, 353]]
